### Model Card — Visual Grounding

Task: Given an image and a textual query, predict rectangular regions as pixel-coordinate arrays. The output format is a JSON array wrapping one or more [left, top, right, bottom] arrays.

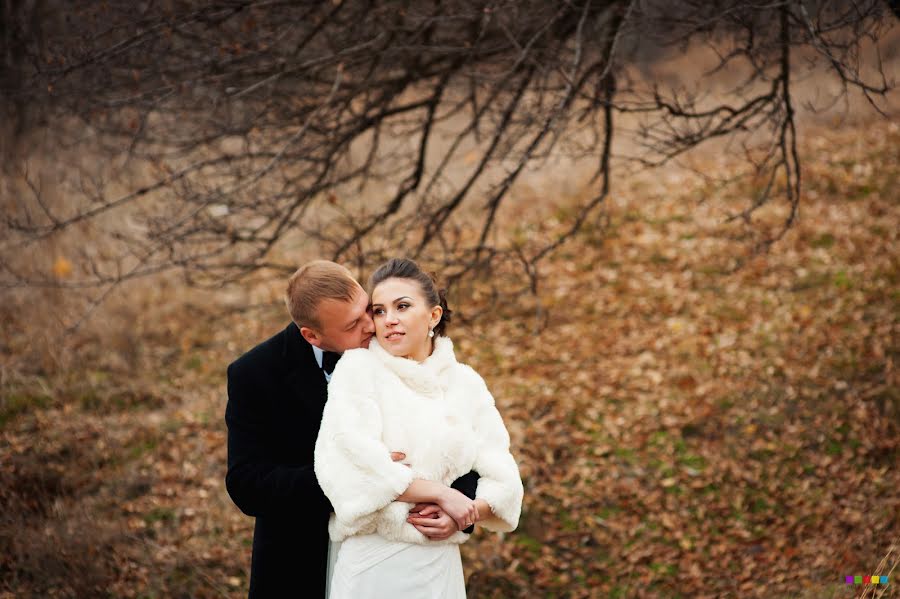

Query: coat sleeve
[[224, 360, 332, 518], [314, 351, 415, 531], [467, 369, 524, 533]]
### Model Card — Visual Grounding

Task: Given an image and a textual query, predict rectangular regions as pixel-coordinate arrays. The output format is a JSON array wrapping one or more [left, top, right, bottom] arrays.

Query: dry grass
[[1, 110, 898, 598]]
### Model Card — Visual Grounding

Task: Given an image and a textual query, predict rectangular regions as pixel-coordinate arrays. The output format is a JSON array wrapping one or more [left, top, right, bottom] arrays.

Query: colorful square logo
[[843, 574, 889, 585]]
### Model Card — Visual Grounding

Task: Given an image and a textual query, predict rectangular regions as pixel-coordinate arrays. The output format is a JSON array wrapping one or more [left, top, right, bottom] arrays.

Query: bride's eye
[[398, 303, 410, 310]]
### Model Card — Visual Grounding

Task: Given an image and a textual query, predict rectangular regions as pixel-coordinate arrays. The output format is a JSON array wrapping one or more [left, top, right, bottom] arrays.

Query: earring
[[428, 329, 434, 338]]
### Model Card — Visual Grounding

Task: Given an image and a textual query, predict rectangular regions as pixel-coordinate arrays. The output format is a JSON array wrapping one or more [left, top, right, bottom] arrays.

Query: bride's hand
[[437, 488, 478, 531]]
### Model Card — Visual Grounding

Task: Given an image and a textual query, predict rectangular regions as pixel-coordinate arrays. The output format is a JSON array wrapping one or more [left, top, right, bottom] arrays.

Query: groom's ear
[[299, 326, 322, 348]]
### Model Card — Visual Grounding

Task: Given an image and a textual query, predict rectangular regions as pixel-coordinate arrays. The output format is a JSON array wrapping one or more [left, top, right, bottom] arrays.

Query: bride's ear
[[429, 305, 443, 330]]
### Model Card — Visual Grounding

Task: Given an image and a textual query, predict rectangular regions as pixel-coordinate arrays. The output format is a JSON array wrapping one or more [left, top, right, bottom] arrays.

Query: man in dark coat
[[225, 260, 477, 598]]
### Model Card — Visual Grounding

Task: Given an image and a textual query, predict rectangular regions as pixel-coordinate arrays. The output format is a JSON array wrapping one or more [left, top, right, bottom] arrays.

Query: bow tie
[[322, 351, 340, 375]]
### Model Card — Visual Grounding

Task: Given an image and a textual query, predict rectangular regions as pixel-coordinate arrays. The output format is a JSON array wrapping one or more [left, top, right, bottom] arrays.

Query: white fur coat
[[314, 336, 523, 545]]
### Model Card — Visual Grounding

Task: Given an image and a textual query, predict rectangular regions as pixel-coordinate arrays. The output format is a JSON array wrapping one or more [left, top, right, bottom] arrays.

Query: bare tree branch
[[0, 0, 894, 319]]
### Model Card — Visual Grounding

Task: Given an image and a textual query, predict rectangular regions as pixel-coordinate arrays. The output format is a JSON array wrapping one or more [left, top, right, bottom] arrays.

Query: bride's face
[[371, 278, 442, 362]]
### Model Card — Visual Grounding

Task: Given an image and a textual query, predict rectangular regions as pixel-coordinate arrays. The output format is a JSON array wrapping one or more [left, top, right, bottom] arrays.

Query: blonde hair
[[285, 260, 360, 329]]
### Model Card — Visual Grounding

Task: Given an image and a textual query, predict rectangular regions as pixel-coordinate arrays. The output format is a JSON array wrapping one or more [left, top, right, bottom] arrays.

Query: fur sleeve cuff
[[331, 461, 414, 525], [475, 475, 523, 532], [384, 461, 416, 498]]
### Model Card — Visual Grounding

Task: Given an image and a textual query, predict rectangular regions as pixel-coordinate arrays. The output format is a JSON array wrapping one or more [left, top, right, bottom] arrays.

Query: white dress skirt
[[326, 534, 465, 599]]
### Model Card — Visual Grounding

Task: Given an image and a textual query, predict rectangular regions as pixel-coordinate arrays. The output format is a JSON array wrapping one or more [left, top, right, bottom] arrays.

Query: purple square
[[845, 576, 854, 584]]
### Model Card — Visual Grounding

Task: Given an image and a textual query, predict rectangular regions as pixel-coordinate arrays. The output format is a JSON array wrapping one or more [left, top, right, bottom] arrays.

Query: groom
[[225, 260, 478, 598]]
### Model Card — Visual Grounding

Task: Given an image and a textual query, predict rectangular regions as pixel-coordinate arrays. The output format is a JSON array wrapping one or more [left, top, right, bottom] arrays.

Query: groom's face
[[310, 287, 375, 353]]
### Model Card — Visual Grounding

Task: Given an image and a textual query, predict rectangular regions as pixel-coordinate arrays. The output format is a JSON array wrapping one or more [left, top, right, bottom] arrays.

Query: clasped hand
[[391, 451, 477, 540]]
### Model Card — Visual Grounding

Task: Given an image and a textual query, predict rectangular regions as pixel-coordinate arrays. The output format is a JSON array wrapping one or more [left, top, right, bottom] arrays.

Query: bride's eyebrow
[[372, 296, 413, 309]]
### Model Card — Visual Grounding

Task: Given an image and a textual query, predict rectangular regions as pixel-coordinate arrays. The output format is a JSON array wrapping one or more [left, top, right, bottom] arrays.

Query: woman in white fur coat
[[314, 258, 524, 599]]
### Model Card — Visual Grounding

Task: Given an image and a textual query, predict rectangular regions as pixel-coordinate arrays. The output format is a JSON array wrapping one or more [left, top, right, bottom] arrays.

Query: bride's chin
[[379, 339, 405, 356]]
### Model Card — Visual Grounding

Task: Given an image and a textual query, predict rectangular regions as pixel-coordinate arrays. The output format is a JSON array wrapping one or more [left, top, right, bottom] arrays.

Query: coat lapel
[[281, 322, 328, 417]]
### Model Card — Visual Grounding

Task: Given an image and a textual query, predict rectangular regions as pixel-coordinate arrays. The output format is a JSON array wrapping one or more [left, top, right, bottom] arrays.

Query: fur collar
[[368, 336, 457, 397]]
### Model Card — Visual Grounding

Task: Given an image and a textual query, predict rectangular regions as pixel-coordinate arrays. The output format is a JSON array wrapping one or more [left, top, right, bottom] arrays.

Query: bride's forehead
[[372, 278, 423, 302]]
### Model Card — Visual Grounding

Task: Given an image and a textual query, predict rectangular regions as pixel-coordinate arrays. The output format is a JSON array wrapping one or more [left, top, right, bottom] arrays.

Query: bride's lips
[[384, 331, 405, 342]]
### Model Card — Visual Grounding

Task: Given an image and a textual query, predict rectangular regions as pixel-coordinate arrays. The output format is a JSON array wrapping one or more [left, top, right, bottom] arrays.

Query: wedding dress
[[327, 534, 465, 598]]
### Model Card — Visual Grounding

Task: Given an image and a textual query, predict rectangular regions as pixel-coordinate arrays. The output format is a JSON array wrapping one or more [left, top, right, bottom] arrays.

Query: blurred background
[[1, 1, 898, 597]]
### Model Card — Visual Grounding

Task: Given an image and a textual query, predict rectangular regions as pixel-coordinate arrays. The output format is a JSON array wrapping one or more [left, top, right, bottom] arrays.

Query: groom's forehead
[[318, 290, 367, 323]]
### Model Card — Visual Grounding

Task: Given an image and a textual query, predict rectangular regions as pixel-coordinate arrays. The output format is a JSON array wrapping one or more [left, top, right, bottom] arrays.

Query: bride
[[314, 258, 524, 598]]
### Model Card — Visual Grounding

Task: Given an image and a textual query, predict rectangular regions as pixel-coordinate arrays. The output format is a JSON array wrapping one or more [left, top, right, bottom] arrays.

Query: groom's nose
[[362, 313, 375, 334]]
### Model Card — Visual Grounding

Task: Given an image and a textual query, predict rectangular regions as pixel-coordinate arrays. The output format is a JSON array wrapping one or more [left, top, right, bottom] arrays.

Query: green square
[[855, 576, 862, 584]]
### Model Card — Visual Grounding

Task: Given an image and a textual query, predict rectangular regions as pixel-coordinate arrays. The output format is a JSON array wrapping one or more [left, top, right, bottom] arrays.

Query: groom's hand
[[407, 504, 458, 540], [390, 451, 409, 466]]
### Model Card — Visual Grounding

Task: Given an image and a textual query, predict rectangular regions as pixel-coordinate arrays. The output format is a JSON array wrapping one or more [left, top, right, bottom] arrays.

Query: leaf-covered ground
[[1, 120, 898, 598]]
